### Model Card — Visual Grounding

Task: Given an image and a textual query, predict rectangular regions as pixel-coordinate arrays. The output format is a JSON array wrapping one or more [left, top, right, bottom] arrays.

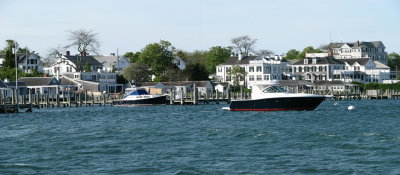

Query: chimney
[[357, 40, 360, 47], [238, 52, 243, 60], [65, 51, 70, 56], [328, 48, 333, 57]]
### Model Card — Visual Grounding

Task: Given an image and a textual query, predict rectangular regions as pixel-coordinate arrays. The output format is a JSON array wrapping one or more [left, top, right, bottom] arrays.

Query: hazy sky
[[1, 0, 399, 57]]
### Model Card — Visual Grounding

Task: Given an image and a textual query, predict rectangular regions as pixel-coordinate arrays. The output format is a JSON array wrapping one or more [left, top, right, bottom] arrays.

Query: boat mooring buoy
[[347, 105, 356, 110]]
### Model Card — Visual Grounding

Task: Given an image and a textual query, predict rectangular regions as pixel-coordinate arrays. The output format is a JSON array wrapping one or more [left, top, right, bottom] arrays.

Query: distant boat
[[112, 88, 167, 106], [228, 82, 326, 111]]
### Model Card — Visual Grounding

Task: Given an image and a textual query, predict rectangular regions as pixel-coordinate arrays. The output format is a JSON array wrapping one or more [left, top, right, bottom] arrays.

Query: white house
[[216, 54, 290, 89], [93, 55, 130, 72], [45, 51, 103, 76], [61, 72, 123, 93], [292, 53, 344, 82], [333, 58, 391, 83], [328, 41, 388, 65], [0, 52, 44, 73], [172, 56, 186, 70]]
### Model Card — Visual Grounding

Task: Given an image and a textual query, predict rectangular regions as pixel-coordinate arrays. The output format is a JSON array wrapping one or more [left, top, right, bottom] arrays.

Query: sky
[[0, 0, 399, 57]]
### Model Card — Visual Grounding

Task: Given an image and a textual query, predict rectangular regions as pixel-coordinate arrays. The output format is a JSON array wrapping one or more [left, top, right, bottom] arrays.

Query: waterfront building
[[0, 52, 44, 73], [18, 77, 77, 95], [45, 51, 103, 76], [327, 41, 388, 65], [93, 55, 130, 72], [61, 72, 123, 93], [216, 54, 290, 89], [334, 58, 391, 83], [291, 53, 344, 82]]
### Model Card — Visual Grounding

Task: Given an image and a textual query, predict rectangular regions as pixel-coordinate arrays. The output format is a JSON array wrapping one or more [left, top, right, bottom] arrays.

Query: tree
[[285, 49, 300, 60], [138, 40, 175, 77], [122, 63, 152, 83], [124, 51, 141, 63], [231, 35, 257, 56], [228, 65, 246, 89], [84, 60, 91, 72], [183, 63, 209, 81], [388, 52, 400, 71], [205, 46, 231, 74], [2, 40, 17, 68], [44, 46, 64, 66], [296, 46, 323, 59], [64, 29, 100, 72], [256, 49, 274, 58]]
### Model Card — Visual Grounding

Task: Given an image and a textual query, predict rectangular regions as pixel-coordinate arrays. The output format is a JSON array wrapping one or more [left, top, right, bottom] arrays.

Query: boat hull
[[229, 96, 325, 111], [112, 95, 167, 106]]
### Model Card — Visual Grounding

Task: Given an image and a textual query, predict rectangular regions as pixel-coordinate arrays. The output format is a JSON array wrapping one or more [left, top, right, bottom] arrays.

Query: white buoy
[[347, 105, 356, 110], [334, 102, 339, 106]]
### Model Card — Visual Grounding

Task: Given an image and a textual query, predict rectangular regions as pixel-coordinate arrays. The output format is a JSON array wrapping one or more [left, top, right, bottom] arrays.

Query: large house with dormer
[[333, 58, 391, 83], [292, 53, 344, 82], [216, 54, 290, 89], [0, 52, 44, 73], [45, 51, 103, 76], [93, 55, 130, 72], [327, 41, 388, 65]]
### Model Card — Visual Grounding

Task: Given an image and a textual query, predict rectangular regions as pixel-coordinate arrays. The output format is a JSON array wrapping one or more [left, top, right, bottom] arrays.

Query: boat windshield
[[129, 89, 149, 95], [262, 86, 287, 93]]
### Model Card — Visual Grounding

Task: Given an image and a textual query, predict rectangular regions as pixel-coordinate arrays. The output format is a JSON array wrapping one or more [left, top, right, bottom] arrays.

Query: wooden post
[[216, 89, 219, 104], [85, 90, 88, 107], [46, 93, 50, 108], [169, 89, 173, 105], [91, 92, 94, 106], [227, 84, 231, 104], [193, 83, 198, 105], [67, 90, 71, 107], [11, 89, 15, 105], [2, 90, 6, 113], [180, 87, 184, 105], [56, 93, 60, 107]]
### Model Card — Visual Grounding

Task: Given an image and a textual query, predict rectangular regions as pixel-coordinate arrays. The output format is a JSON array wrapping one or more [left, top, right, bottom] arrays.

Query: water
[[1, 100, 400, 174]]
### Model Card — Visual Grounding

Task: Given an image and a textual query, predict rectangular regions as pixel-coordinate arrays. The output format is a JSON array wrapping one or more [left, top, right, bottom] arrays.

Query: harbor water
[[1, 100, 400, 174]]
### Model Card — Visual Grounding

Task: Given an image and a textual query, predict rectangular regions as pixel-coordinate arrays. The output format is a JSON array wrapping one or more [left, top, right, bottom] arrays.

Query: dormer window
[[312, 58, 317, 64], [304, 59, 308, 64]]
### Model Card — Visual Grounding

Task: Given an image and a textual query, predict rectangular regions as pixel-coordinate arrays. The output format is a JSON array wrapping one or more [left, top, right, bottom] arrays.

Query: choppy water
[[1, 100, 400, 174]]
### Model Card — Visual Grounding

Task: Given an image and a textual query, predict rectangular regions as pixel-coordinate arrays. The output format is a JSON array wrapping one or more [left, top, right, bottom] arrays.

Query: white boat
[[112, 88, 167, 106], [228, 82, 326, 111]]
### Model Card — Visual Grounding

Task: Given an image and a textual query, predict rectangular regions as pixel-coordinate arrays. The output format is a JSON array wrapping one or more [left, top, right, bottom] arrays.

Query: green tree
[[228, 65, 246, 89], [124, 51, 141, 63], [2, 40, 18, 68], [84, 60, 91, 72], [138, 40, 175, 77], [205, 46, 231, 74], [388, 52, 400, 71], [296, 46, 323, 59], [0, 67, 43, 81], [285, 49, 300, 60], [183, 63, 209, 81], [122, 63, 152, 83]]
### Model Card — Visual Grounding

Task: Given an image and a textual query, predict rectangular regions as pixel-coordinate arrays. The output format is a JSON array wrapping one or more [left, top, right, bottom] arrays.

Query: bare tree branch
[[231, 35, 257, 56]]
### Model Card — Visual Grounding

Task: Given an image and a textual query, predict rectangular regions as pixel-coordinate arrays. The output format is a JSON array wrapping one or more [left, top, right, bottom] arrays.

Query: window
[[226, 67, 231, 73], [256, 75, 262, 81], [256, 66, 262, 72], [249, 67, 254, 72], [304, 59, 308, 64], [226, 76, 231, 81], [217, 67, 222, 72], [312, 59, 317, 64], [264, 75, 270, 80], [249, 75, 254, 81], [318, 66, 323, 72]]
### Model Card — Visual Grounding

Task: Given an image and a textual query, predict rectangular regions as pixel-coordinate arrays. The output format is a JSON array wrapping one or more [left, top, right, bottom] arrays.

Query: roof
[[279, 80, 314, 86], [18, 77, 59, 86], [220, 56, 259, 65], [328, 41, 384, 48], [5, 81, 26, 87], [374, 61, 390, 69], [93, 55, 120, 68], [64, 55, 103, 67], [293, 57, 343, 65], [337, 58, 370, 66]]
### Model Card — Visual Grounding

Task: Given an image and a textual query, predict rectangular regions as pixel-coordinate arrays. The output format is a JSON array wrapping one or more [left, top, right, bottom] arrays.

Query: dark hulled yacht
[[112, 88, 167, 106], [228, 82, 326, 111]]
